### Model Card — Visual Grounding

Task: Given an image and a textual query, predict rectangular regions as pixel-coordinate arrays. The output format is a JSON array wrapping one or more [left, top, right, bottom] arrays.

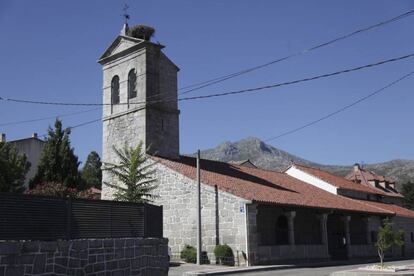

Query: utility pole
[[196, 149, 202, 265]]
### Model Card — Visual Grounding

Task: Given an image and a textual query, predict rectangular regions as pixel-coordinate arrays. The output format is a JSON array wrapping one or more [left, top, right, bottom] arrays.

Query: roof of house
[[8, 137, 45, 144], [353, 199, 414, 219], [346, 166, 395, 184], [287, 163, 393, 196], [152, 155, 392, 215], [345, 167, 401, 198], [228, 159, 257, 168]]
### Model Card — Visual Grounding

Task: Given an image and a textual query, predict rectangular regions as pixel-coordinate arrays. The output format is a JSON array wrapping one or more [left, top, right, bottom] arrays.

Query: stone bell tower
[[98, 24, 180, 198]]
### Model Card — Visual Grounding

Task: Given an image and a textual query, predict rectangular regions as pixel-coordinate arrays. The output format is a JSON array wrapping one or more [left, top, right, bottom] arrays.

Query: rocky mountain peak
[[196, 137, 414, 189]]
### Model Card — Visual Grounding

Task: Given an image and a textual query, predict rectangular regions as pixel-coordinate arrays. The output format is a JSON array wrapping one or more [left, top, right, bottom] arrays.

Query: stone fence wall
[[0, 238, 169, 276]]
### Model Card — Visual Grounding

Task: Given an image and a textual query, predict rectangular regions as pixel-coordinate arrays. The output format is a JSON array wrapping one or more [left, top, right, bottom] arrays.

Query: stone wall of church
[[101, 110, 146, 200], [151, 162, 249, 263], [145, 49, 179, 159], [101, 43, 180, 198], [101, 47, 148, 199]]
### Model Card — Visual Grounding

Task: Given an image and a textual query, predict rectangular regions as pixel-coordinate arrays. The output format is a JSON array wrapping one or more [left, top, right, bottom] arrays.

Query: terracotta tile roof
[[354, 200, 414, 219], [348, 168, 394, 183], [290, 163, 389, 196], [152, 155, 391, 215], [345, 168, 401, 198]]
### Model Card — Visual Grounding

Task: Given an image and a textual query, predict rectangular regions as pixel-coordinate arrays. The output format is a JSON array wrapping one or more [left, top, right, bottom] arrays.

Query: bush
[[214, 244, 234, 266], [180, 245, 210, 264], [26, 182, 97, 199], [26, 182, 77, 198], [180, 245, 196, 263]]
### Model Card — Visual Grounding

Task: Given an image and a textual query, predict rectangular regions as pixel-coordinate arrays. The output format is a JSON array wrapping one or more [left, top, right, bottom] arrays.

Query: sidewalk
[[169, 258, 414, 276]]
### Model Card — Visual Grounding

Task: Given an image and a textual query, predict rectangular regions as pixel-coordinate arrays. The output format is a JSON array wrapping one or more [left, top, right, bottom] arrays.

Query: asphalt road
[[169, 259, 414, 276]]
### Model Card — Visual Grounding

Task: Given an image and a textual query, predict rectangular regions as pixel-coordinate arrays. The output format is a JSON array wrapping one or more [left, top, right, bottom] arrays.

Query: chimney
[[353, 163, 360, 172], [32, 133, 38, 139], [0, 133, 5, 142]]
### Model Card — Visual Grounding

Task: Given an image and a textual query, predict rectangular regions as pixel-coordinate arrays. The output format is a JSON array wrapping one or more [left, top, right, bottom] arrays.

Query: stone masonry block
[[5, 266, 24, 276], [72, 240, 88, 251], [89, 240, 103, 249], [33, 253, 46, 274], [40, 241, 57, 253], [0, 242, 21, 255], [21, 241, 39, 254]]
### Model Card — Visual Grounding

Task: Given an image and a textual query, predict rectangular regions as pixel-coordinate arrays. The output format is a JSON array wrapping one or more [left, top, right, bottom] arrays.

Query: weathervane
[[122, 3, 130, 25]]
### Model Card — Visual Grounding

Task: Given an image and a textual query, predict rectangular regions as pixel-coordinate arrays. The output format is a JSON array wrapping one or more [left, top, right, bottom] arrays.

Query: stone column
[[285, 211, 296, 245], [246, 204, 259, 266], [344, 215, 352, 259], [366, 217, 372, 244], [318, 213, 329, 258], [318, 214, 328, 245]]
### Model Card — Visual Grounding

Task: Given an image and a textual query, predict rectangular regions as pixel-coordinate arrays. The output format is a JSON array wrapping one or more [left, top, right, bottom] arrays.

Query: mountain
[[197, 137, 414, 189]]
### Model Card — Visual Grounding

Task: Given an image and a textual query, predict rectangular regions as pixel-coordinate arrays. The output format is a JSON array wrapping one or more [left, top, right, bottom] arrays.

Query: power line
[[38, 118, 102, 138], [37, 69, 414, 140], [2, 52, 414, 107], [37, 106, 147, 138], [178, 9, 414, 94], [176, 52, 414, 102], [106, 8, 414, 103], [264, 70, 414, 142], [0, 108, 100, 127]]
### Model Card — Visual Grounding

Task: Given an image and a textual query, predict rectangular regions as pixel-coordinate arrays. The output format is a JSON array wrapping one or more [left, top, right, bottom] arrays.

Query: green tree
[[375, 218, 404, 268], [0, 142, 30, 193], [103, 141, 158, 203], [401, 182, 414, 210], [81, 151, 102, 189], [30, 119, 80, 189]]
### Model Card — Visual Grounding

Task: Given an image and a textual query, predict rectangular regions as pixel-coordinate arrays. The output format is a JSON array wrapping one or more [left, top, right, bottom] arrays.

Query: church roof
[[352, 199, 414, 219], [152, 155, 394, 216]]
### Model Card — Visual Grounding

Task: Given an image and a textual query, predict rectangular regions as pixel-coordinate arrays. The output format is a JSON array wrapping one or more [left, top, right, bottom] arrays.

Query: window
[[128, 69, 137, 99], [111, 75, 120, 105]]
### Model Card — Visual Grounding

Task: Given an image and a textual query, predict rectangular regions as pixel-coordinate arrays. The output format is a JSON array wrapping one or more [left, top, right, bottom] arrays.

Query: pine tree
[[0, 142, 31, 193], [81, 151, 102, 189], [30, 119, 80, 189], [402, 182, 414, 210], [103, 142, 158, 203]]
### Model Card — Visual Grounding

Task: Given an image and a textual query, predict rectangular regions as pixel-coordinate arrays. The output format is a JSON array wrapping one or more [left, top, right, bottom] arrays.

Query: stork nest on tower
[[129, 25, 155, 41]]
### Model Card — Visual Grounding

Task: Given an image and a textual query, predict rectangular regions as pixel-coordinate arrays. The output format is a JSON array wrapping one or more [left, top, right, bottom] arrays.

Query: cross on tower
[[122, 4, 130, 24]]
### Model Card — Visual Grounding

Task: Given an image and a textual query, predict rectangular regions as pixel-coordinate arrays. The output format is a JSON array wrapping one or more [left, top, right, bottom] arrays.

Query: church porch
[[246, 204, 381, 265]]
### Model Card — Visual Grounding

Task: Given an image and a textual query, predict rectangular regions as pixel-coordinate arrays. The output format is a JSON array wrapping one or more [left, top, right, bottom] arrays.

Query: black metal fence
[[0, 193, 163, 241]]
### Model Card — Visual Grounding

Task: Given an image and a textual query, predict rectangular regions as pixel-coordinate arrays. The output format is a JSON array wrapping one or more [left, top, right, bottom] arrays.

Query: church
[[99, 24, 414, 265]]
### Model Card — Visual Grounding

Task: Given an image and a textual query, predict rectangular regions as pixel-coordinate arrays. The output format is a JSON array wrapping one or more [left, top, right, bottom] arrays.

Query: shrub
[[180, 245, 196, 263], [26, 182, 97, 199], [180, 245, 210, 264], [214, 244, 234, 266], [26, 182, 77, 198]]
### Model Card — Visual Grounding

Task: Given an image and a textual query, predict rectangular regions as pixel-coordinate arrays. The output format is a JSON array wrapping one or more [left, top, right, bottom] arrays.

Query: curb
[[181, 258, 413, 276]]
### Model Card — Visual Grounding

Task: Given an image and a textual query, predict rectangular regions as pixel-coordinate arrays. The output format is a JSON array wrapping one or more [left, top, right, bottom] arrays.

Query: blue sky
[[0, 0, 413, 166]]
